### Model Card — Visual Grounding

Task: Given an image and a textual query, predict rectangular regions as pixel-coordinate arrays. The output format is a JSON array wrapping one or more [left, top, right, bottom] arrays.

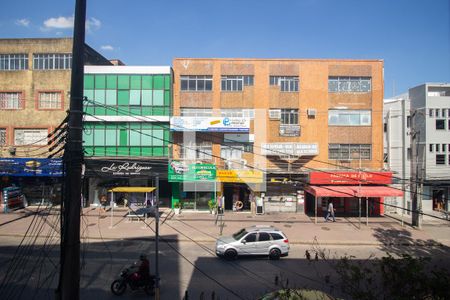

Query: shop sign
[[0, 158, 63, 177], [309, 171, 393, 185], [261, 143, 318, 156], [84, 160, 156, 177], [170, 117, 249, 132], [169, 161, 216, 182], [216, 169, 264, 183]]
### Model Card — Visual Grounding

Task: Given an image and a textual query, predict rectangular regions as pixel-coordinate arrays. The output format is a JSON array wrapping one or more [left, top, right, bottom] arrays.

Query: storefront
[[169, 161, 216, 211], [0, 158, 63, 206], [304, 171, 403, 222], [84, 158, 170, 207]]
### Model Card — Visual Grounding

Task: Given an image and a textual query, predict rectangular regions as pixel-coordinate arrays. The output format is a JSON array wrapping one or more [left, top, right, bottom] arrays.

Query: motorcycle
[[110, 264, 155, 296]]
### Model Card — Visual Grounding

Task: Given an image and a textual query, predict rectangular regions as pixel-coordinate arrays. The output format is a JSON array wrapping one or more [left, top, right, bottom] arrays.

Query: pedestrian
[[325, 200, 336, 222]]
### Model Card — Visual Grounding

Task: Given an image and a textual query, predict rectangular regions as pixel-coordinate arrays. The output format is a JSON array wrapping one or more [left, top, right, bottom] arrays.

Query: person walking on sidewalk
[[325, 200, 336, 222]]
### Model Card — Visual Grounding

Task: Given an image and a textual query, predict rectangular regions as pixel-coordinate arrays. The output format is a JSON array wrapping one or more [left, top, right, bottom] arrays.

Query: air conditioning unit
[[307, 108, 317, 117], [269, 109, 281, 119]]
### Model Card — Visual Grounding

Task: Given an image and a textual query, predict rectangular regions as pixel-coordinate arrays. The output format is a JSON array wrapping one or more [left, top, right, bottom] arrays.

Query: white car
[[215, 225, 290, 260]]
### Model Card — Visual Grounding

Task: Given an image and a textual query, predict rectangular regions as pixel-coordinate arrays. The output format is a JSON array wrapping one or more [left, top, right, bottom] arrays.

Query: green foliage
[[173, 202, 181, 209], [333, 252, 450, 300], [208, 199, 216, 210]]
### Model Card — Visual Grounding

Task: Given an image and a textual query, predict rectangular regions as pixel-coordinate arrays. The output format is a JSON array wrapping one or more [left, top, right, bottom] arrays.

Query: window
[[180, 108, 212, 117], [430, 144, 434, 152], [436, 154, 446, 165], [0, 54, 28, 70], [328, 76, 371, 92], [181, 142, 212, 161], [244, 233, 257, 242], [328, 110, 371, 126], [38, 92, 62, 109], [14, 129, 47, 146], [270, 76, 299, 92], [407, 148, 411, 160], [270, 233, 284, 240], [258, 232, 271, 242], [0, 92, 23, 109], [221, 144, 244, 160], [221, 75, 253, 91], [180, 75, 212, 91], [436, 119, 445, 130], [328, 144, 372, 160], [221, 109, 255, 119], [407, 116, 411, 128], [33, 53, 72, 70], [383, 123, 387, 132], [442, 109, 446, 117], [436, 144, 440, 152], [443, 144, 447, 152], [0, 129, 6, 145], [281, 109, 299, 125], [429, 109, 434, 117]]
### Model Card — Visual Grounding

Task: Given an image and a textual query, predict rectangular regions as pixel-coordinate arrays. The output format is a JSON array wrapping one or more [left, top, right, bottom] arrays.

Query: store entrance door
[[224, 185, 234, 210]]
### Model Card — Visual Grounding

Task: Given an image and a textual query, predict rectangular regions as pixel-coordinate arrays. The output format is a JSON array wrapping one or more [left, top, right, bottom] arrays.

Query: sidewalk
[[1, 206, 449, 247]]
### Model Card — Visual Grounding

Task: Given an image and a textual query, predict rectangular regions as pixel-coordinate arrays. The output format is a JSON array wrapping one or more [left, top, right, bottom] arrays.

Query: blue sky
[[0, 0, 449, 98]]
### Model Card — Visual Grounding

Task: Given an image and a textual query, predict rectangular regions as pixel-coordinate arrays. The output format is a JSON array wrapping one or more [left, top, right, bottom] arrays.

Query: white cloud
[[15, 18, 30, 27], [43, 16, 74, 29], [86, 17, 101, 31], [101, 45, 114, 51], [41, 16, 101, 32]]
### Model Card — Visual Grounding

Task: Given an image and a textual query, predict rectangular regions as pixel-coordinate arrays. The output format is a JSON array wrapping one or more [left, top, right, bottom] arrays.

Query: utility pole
[[155, 175, 160, 300], [58, 0, 86, 299], [411, 109, 422, 228]]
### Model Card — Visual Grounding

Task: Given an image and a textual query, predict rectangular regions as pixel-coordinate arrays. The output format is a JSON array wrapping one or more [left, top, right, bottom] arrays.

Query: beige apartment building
[[170, 58, 401, 215], [0, 38, 109, 206]]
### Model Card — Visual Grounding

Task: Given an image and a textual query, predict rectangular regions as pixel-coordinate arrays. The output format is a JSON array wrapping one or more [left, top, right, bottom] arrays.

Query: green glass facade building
[[82, 66, 172, 207]]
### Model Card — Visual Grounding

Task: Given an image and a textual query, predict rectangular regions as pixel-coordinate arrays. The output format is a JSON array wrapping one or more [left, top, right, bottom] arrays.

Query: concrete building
[[384, 83, 450, 219], [171, 58, 400, 215], [0, 38, 109, 206], [82, 65, 172, 207]]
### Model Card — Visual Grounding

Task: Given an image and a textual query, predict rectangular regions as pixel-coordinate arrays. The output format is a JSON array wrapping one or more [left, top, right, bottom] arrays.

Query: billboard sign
[[261, 143, 319, 156], [168, 161, 216, 182], [170, 117, 249, 132], [0, 158, 63, 177], [216, 169, 264, 183]]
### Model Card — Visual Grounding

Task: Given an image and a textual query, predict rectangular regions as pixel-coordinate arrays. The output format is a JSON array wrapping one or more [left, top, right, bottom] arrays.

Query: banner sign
[[308, 171, 393, 185], [0, 158, 63, 177], [170, 117, 249, 132], [261, 143, 318, 156], [169, 161, 216, 182], [84, 159, 164, 177], [217, 169, 264, 183]]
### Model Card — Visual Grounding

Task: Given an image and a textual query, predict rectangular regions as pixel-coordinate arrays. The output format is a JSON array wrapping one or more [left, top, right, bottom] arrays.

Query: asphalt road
[[1, 235, 449, 300]]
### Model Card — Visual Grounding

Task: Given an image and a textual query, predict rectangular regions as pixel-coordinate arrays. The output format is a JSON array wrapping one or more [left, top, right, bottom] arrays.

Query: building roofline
[[173, 57, 384, 63], [84, 65, 171, 74]]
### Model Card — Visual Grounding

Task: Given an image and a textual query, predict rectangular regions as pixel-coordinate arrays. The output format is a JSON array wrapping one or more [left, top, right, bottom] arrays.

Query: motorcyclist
[[134, 254, 150, 284]]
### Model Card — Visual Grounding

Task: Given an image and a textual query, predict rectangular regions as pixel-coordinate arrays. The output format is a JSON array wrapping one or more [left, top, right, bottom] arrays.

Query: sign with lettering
[[308, 172, 393, 185], [0, 158, 62, 177], [170, 117, 249, 132], [216, 169, 264, 183], [261, 143, 318, 156], [168, 161, 216, 182], [84, 160, 159, 177]]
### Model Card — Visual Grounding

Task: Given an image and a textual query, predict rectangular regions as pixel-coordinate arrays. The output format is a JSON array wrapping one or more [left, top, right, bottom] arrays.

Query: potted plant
[[173, 202, 181, 215], [208, 200, 216, 214]]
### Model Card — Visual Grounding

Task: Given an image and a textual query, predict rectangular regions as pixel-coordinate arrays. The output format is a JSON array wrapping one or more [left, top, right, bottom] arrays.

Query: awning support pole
[[110, 192, 114, 229], [358, 196, 361, 230], [366, 197, 369, 226], [315, 196, 317, 224]]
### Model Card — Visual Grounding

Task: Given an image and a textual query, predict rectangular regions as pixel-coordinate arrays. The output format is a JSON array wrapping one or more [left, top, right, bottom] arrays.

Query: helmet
[[139, 254, 147, 260]]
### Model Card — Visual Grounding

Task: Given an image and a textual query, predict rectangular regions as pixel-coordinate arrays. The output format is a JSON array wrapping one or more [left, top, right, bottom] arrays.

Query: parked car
[[215, 225, 289, 260]]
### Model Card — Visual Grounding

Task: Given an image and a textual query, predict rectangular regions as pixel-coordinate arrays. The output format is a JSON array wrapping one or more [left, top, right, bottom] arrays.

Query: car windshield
[[232, 229, 248, 240]]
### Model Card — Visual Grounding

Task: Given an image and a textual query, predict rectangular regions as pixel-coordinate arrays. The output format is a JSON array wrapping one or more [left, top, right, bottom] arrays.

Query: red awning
[[304, 185, 403, 198]]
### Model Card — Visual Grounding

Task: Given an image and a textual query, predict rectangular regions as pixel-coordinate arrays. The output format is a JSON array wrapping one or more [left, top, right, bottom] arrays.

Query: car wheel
[[224, 249, 237, 260], [269, 248, 281, 260]]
